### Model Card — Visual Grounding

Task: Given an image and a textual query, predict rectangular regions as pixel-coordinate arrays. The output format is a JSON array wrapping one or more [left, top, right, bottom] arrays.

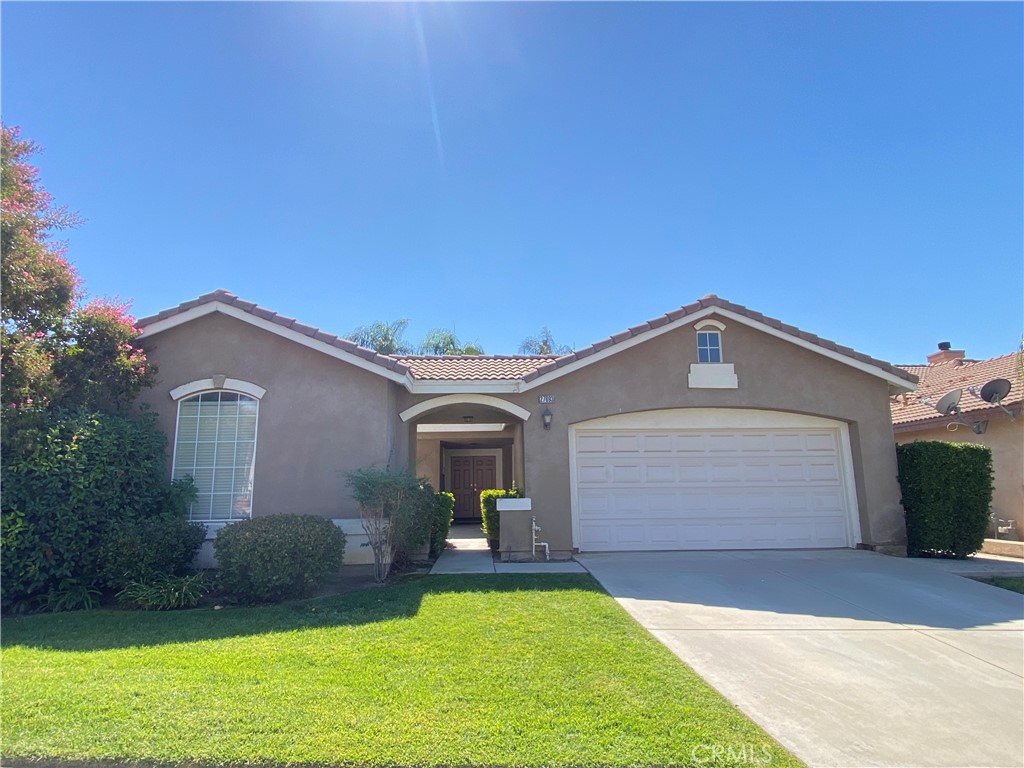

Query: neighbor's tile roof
[[138, 290, 917, 385], [891, 353, 1022, 427], [137, 289, 411, 376], [395, 355, 556, 380]]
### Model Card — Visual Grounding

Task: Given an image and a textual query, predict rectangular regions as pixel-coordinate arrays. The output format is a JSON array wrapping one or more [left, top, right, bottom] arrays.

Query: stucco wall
[[895, 416, 1023, 534], [137, 312, 399, 520], [400, 319, 908, 554]]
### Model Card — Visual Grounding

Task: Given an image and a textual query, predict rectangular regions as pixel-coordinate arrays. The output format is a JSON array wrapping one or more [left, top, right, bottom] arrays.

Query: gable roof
[[137, 290, 916, 393], [137, 290, 412, 384], [891, 352, 1022, 429], [517, 294, 917, 389]]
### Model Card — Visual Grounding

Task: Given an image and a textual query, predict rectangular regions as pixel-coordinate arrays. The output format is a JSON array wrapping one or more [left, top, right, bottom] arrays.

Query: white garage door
[[572, 411, 857, 551]]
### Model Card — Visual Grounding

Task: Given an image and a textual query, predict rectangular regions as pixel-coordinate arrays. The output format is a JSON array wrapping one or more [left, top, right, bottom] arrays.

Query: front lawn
[[979, 575, 1024, 594], [2, 574, 801, 767]]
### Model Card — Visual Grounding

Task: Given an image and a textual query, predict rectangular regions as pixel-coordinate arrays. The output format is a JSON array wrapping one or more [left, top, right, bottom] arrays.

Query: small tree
[[519, 326, 572, 355], [346, 468, 433, 581]]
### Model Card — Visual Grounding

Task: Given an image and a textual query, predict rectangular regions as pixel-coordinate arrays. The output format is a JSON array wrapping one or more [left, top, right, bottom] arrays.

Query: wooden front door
[[450, 455, 497, 520]]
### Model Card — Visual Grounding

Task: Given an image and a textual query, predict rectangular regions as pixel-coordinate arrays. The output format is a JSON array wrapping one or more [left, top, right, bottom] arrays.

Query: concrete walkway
[[577, 549, 1024, 768], [430, 525, 586, 574]]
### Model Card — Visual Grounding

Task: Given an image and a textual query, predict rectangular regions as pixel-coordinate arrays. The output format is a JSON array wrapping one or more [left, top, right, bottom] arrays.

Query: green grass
[[979, 576, 1024, 594], [2, 574, 801, 768]]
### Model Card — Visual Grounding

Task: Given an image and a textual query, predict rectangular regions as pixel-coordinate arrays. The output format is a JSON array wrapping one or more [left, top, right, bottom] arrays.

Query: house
[[136, 290, 917, 564], [891, 344, 1023, 540]]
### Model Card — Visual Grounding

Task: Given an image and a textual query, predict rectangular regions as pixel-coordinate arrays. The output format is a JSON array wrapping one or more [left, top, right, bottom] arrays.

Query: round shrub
[[213, 515, 346, 603], [98, 513, 206, 591]]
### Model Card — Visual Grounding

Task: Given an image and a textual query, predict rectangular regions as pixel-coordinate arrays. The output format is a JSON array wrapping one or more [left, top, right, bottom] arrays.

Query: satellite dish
[[934, 389, 962, 416], [979, 378, 1012, 405]]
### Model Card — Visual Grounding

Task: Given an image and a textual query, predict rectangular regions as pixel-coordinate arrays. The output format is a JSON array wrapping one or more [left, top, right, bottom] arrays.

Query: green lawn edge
[[2, 573, 803, 768]]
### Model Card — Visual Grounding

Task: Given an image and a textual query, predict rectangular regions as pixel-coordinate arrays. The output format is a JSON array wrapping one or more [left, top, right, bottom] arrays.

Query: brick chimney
[[927, 341, 966, 365]]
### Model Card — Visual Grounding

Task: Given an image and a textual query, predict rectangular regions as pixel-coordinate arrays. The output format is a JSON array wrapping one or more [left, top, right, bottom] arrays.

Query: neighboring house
[[892, 344, 1023, 539], [136, 290, 917, 563]]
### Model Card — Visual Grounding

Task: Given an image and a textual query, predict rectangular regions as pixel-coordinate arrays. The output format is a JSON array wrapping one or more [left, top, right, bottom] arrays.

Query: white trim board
[[139, 302, 412, 386], [521, 306, 915, 393], [400, 394, 531, 423], [141, 300, 914, 394]]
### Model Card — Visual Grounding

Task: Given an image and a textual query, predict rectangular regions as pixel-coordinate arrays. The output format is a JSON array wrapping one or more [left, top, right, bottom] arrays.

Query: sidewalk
[[430, 524, 586, 574]]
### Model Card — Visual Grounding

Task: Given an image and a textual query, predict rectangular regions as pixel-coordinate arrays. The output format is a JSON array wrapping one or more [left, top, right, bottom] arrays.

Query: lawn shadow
[[2, 573, 600, 652]]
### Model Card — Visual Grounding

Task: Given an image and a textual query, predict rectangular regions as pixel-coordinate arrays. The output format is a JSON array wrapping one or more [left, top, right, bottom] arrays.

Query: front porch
[[430, 525, 586, 574], [404, 396, 529, 521]]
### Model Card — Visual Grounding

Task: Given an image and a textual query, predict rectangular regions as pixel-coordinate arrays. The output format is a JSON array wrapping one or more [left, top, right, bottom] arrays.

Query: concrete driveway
[[576, 550, 1024, 768]]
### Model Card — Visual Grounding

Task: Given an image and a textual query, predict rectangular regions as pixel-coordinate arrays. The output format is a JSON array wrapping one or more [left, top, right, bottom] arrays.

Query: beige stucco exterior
[[398, 320, 908, 558], [894, 416, 1023, 535], [139, 305, 909, 564], [137, 312, 409, 520]]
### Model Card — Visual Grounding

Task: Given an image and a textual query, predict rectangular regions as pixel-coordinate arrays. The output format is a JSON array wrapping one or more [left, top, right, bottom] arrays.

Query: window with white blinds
[[172, 391, 258, 522]]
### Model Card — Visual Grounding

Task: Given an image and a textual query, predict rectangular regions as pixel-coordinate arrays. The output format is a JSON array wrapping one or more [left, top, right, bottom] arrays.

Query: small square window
[[697, 331, 722, 363]]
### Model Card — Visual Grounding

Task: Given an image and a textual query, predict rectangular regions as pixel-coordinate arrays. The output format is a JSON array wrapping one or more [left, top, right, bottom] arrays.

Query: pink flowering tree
[[1, 124, 155, 441]]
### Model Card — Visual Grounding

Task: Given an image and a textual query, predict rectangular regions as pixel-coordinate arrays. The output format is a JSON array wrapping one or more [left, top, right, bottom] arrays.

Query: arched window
[[694, 319, 726, 363], [172, 390, 259, 522]]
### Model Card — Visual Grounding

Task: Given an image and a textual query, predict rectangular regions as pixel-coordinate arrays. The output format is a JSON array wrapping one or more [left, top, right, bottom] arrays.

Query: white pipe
[[531, 515, 550, 562]]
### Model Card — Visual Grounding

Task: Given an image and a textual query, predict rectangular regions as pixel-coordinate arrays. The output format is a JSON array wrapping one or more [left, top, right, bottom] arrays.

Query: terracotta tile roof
[[139, 290, 916, 387], [137, 289, 411, 376], [395, 355, 556, 380], [520, 294, 918, 385], [891, 353, 1023, 428]]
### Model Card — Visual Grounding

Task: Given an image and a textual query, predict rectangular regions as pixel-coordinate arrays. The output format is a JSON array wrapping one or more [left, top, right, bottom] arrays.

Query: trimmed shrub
[[98, 500, 205, 591], [480, 488, 522, 553], [896, 441, 993, 559], [430, 492, 455, 559], [0, 410, 191, 610], [346, 468, 435, 579], [214, 515, 346, 603], [117, 572, 208, 610]]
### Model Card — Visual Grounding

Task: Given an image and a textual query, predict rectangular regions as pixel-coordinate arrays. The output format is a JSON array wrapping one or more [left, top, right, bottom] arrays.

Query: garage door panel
[[643, 434, 674, 452], [574, 425, 852, 551], [576, 434, 609, 453]]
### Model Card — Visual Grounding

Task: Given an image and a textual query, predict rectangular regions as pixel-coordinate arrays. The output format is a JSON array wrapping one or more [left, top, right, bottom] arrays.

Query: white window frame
[[170, 381, 263, 524], [689, 319, 737, 388], [695, 321, 724, 364]]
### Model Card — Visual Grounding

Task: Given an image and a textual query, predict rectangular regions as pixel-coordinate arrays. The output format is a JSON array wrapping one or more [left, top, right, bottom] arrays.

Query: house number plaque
[[538, 395, 555, 404]]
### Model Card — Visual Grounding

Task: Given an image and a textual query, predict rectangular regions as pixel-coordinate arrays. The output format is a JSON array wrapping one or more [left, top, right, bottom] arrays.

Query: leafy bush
[[98, 502, 205, 590], [117, 572, 208, 610], [480, 488, 522, 553], [214, 515, 346, 603], [430, 492, 455, 559], [0, 410, 190, 609], [45, 580, 102, 613], [346, 468, 435, 580], [896, 441, 994, 559]]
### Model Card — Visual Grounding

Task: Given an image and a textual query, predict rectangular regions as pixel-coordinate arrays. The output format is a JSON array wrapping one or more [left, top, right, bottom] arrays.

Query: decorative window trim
[[170, 377, 266, 401], [693, 319, 726, 331], [171, 390, 260, 524]]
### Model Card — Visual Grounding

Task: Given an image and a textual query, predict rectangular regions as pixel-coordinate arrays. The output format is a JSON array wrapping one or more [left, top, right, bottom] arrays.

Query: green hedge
[[479, 488, 522, 553], [896, 441, 993, 559], [214, 515, 346, 603], [0, 410, 199, 611], [431, 492, 455, 559]]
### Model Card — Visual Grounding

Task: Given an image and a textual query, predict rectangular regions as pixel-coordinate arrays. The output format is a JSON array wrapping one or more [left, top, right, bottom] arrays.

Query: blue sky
[[3, 2, 1021, 363]]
